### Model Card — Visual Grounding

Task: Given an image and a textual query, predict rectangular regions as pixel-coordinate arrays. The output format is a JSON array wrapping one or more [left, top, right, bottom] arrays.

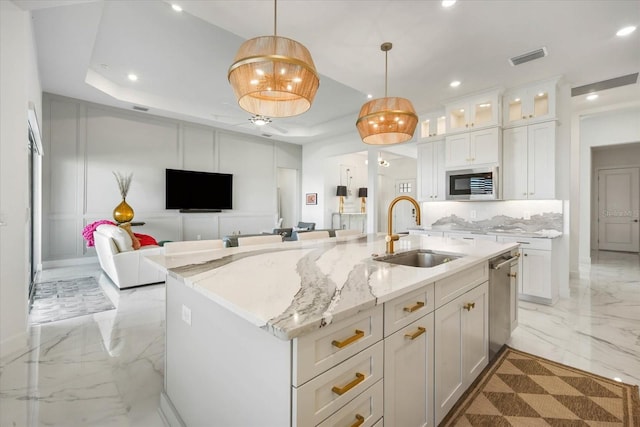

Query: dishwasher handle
[[491, 254, 520, 270]]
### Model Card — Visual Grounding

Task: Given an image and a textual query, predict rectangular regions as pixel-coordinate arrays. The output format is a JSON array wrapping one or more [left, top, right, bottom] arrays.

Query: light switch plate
[[182, 304, 192, 326], [470, 210, 477, 219]]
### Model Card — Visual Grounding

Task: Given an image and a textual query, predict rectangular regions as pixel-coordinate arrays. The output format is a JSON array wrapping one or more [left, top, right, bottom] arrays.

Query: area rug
[[29, 277, 115, 324], [441, 346, 640, 426]]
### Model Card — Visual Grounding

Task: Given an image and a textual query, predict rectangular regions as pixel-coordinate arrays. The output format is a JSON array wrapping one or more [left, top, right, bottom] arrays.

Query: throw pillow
[[96, 224, 133, 252]]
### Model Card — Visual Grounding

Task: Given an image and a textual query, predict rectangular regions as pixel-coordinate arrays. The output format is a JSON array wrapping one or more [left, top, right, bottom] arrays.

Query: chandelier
[[228, 0, 320, 118], [356, 42, 418, 145]]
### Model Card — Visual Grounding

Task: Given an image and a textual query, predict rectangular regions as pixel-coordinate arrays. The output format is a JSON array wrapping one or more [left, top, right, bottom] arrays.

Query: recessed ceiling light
[[367, 94, 373, 99], [442, 0, 457, 7], [616, 25, 636, 37], [586, 93, 599, 101], [450, 80, 461, 88], [171, 4, 183, 12], [127, 73, 138, 81]]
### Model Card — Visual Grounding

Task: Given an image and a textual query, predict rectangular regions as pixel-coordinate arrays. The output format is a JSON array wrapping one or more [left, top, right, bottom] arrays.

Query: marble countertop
[[146, 234, 518, 341]]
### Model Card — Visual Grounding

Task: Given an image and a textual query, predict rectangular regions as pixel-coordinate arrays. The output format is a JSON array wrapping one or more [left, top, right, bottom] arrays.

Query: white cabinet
[[384, 313, 435, 427], [419, 110, 447, 140], [496, 236, 562, 305], [503, 120, 555, 200], [445, 127, 501, 169], [417, 140, 446, 202], [446, 91, 500, 133], [434, 281, 489, 425], [503, 79, 557, 128]]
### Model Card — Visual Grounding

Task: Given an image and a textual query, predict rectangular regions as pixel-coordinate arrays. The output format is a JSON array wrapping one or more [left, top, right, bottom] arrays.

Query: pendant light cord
[[274, 0, 277, 37], [384, 50, 388, 97]]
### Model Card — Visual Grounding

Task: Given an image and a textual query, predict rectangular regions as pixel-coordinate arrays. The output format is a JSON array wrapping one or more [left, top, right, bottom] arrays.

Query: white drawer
[[316, 379, 383, 427], [383, 283, 434, 337], [293, 341, 384, 427], [496, 235, 552, 250], [293, 305, 383, 386], [434, 262, 488, 309], [445, 232, 497, 242]]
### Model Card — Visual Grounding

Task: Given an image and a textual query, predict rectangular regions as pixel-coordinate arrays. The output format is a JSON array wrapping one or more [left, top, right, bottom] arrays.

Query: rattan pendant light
[[227, 0, 320, 118], [356, 43, 418, 145]]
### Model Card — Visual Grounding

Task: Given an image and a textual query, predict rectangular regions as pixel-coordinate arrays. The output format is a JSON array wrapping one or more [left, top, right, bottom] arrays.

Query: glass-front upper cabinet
[[445, 90, 500, 133], [503, 79, 557, 128], [419, 110, 447, 140]]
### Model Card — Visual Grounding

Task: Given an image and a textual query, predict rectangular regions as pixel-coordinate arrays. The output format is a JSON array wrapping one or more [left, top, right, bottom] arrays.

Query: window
[[398, 182, 412, 193]]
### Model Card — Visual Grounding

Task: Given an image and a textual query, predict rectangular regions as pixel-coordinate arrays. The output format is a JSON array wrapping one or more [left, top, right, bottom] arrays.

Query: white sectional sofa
[[93, 224, 165, 289]]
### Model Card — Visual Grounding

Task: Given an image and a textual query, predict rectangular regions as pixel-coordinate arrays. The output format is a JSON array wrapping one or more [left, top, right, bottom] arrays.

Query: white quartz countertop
[[146, 234, 518, 340]]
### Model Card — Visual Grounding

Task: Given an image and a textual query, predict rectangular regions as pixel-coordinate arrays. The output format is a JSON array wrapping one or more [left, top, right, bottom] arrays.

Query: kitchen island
[[147, 233, 518, 427]]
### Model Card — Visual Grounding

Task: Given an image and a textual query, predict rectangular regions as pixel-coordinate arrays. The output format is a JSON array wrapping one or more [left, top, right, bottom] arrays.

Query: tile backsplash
[[421, 200, 563, 234]]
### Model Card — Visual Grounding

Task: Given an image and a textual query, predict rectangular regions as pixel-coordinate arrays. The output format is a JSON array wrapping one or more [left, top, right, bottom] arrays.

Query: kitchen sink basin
[[374, 249, 462, 268]]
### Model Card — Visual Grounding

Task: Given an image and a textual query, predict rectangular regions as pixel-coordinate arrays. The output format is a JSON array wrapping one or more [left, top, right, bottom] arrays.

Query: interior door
[[393, 179, 417, 233], [598, 167, 640, 252]]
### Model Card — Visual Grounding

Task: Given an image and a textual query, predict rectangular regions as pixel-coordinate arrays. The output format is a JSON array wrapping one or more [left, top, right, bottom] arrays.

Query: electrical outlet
[[182, 304, 192, 326], [524, 211, 531, 220], [470, 210, 477, 219]]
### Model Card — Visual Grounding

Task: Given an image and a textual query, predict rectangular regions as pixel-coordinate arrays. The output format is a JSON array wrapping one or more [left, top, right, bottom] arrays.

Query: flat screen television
[[165, 169, 233, 211]]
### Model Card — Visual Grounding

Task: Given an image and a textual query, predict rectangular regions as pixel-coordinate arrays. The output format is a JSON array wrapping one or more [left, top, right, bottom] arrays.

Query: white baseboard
[[0, 331, 27, 360], [42, 257, 99, 269]]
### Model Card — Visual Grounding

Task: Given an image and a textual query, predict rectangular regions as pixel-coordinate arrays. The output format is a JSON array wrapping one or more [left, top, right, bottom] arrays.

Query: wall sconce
[[358, 188, 368, 213], [336, 185, 347, 213]]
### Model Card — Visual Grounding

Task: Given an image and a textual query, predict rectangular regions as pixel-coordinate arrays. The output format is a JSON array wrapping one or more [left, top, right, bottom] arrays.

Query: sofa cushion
[[96, 224, 133, 252]]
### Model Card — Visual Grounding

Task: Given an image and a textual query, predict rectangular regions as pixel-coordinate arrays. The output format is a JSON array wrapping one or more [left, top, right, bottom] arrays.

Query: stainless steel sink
[[374, 249, 462, 268]]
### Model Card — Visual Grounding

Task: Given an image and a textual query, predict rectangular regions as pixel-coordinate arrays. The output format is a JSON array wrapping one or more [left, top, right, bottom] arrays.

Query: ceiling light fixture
[[616, 25, 636, 37], [171, 4, 183, 12], [442, 0, 457, 7], [356, 42, 418, 145], [228, 0, 319, 118], [450, 80, 461, 87], [249, 115, 272, 126], [586, 93, 599, 101], [127, 73, 138, 81]]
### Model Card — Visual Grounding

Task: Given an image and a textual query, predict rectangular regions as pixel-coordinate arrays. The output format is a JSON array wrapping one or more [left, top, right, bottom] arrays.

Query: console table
[[331, 212, 366, 232]]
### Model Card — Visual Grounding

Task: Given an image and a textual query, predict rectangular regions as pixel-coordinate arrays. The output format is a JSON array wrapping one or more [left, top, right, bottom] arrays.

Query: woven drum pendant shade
[[356, 42, 418, 145], [228, 35, 320, 118]]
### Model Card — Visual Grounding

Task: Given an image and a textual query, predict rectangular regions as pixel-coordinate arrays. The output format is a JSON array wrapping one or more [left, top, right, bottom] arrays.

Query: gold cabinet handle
[[332, 329, 364, 348], [529, 114, 533, 118], [508, 273, 517, 278], [463, 302, 476, 311], [403, 301, 425, 313], [332, 372, 365, 395], [404, 326, 426, 340], [522, 115, 526, 119], [350, 414, 365, 427]]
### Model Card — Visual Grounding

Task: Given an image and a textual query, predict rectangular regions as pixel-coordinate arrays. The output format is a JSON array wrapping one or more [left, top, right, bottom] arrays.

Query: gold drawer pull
[[403, 301, 425, 313], [332, 329, 364, 348], [332, 372, 365, 395], [463, 302, 476, 311], [404, 326, 426, 340], [350, 414, 365, 427], [508, 273, 517, 278]]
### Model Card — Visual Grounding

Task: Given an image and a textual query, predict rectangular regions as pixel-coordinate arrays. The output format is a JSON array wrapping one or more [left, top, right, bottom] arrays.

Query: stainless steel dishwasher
[[489, 249, 520, 359]]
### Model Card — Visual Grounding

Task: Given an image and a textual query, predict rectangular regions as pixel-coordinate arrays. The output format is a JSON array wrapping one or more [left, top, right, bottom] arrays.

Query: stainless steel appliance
[[446, 167, 499, 200], [488, 249, 520, 359]]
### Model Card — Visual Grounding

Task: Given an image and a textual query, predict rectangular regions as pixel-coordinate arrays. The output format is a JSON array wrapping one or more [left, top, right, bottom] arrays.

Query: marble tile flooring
[[1, 251, 638, 426]]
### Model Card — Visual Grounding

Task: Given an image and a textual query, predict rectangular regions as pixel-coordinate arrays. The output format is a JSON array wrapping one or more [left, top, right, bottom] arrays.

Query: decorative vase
[[113, 199, 134, 223]]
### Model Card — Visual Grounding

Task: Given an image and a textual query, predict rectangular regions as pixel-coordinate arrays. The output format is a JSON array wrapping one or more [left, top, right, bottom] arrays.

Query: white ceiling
[[17, 0, 640, 148]]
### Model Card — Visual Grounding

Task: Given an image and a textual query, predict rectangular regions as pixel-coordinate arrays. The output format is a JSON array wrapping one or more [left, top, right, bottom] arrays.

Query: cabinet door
[[521, 248, 551, 299], [384, 313, 435, 427], [417, 143, 435, 201], [444, 133, 470, 169], [434, 294, 464, 425], [526, 82, 556, 123], [503, 88, 529, 127], [527, 121, 555, 199], [469, 127, 500, 166], [446, 101, 470, 133], [419, 112, 446, 140], [470, 94, 498, 128], [433, 139, 446, 200], [462, 282, 489, 382], [503, 126, 529, 200]]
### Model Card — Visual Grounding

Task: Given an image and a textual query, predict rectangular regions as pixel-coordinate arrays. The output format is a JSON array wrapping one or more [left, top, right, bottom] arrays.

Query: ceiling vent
[[509, 47, 548, 66], [261, 133, 272, 138], [571, 73, 639, 97], [132, 106, 149, 112]]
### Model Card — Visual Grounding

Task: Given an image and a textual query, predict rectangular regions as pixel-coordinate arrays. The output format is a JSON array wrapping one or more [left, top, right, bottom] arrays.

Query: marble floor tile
[[1, 251, 639, 426]]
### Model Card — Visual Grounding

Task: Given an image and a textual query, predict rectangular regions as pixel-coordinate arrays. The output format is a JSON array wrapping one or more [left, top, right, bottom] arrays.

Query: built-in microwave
[[446, 167, 499, 200]]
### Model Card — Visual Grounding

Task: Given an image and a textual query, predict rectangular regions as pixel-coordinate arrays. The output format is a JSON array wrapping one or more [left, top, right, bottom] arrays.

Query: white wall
[[41, 94, 302, 263], [574, 105, 640, 268], [0, 0, 42, 393]]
